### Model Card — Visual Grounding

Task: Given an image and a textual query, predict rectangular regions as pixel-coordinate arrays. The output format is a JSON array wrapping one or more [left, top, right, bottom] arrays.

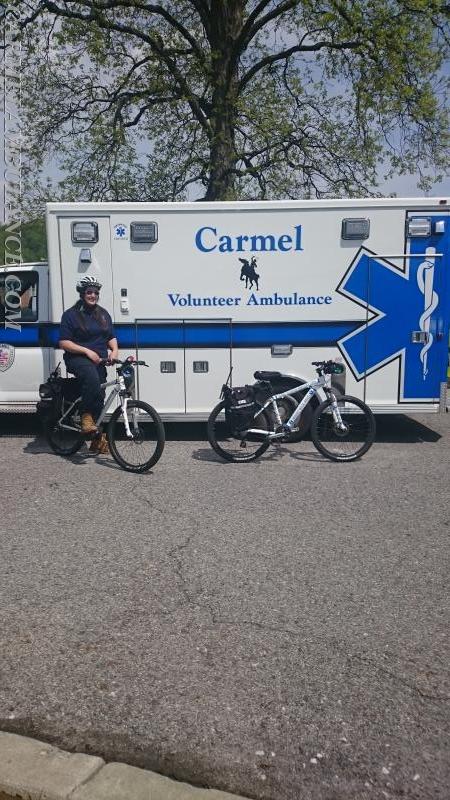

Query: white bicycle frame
[[56, 372, 134, 438], [245, 372, 345, 439]]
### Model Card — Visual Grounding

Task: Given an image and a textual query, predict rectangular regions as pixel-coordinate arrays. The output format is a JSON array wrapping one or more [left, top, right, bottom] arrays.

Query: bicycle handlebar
[[106, 357, 149, 367], [311, 360, 344, 375]]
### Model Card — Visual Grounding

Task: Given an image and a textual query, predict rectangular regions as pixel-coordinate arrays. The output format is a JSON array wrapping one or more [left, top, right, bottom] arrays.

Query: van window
[[0, 271, 39, 323]]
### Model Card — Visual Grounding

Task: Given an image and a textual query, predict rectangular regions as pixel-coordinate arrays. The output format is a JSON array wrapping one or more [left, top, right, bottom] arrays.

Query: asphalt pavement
[[0, 412, 448, 800]]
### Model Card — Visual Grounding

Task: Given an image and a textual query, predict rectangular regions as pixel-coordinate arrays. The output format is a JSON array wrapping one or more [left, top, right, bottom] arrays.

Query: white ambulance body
[[0, 198, 448, 418]]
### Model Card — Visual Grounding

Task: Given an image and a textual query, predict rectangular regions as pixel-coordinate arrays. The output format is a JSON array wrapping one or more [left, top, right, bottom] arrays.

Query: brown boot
[[90, 433, 109, 455], [97, 434, 109, 455], [89, 434, 101, 453], [81, 413, 97, 435]]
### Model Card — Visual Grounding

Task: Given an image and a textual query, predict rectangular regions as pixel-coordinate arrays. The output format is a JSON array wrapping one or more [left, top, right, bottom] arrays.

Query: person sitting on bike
[[59, 276, 118, 454]]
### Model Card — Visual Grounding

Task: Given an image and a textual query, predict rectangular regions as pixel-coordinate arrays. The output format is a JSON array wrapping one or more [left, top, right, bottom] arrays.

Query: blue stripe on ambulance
[[6, 320, 362, 349]]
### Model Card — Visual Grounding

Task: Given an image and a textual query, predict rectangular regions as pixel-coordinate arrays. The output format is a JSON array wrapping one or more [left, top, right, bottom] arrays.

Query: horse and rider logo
[[239, 257, 260, 290]]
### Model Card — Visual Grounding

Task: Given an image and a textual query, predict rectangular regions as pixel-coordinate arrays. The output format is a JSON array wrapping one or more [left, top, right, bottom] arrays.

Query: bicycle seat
[[254, 370, 282, 381]]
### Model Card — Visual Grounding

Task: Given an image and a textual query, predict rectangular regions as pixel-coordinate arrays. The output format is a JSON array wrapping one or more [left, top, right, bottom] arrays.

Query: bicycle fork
[[324, 390, 348, 432], [120, 397, 134, 438]]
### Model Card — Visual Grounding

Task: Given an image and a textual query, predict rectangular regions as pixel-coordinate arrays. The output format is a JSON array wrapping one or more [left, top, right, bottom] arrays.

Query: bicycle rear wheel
[[311, 394, 376, 462], [107, 400, 165, 473], [44, 412, 84, 456], [207, 400, 271, 462]]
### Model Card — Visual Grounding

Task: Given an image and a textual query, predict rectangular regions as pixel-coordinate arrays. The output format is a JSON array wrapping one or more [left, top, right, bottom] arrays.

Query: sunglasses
[[84, 290, 100, 296]]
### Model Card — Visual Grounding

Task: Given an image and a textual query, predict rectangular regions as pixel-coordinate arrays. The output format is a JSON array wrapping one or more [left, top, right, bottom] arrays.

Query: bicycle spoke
[[108, 401, 165, 472], [112, 417, 158, 464], [45, 406, 84, 456], [312, 396, 375, 461], [207, 402, 270, 462]]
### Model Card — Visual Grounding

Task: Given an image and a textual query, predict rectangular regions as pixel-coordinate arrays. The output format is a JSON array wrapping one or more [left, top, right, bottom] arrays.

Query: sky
[[37, 160, 450, 202], [378, 173, 450, 199]]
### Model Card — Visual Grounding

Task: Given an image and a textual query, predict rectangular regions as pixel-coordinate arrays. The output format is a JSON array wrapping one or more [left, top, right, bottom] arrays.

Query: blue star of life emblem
[[115, 224, 127, 238], [336, 243, 444, 402]]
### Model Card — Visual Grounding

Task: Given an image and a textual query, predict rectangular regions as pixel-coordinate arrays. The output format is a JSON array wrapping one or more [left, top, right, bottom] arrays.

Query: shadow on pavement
[[0, 415, 206, 442], [373, 414, 442, 443], [0, 412, 444, 446]]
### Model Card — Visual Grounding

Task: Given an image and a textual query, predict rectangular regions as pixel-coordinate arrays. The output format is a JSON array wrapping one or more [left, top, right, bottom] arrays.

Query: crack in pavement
[[347, 652, 450, 703]]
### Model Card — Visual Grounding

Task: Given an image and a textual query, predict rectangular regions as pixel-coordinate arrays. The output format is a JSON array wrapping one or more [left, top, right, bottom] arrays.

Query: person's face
[[83, 289, 99, 307]]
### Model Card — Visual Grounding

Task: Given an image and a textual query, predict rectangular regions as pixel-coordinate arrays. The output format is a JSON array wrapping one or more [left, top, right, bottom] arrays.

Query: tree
[[5, 0, 450, 204], [0, 218, 47, 261]]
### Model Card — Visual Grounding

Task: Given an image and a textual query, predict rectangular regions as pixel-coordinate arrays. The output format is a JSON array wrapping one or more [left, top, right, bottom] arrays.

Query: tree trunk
[[205, 93, 238, 201], [204, 0, 244, 201]]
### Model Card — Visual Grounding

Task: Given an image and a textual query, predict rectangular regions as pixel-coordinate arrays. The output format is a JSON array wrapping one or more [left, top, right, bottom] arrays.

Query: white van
[[1, 198, 449, 418]]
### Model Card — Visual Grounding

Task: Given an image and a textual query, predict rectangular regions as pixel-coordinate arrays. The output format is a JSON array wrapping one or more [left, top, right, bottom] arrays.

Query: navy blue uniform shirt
[[59, 303, 115, 360]]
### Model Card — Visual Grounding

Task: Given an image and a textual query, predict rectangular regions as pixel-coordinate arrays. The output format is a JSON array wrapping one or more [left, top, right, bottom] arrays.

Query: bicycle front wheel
[[107, 400, 165, 473], [311, 395, 376, 462], [207, 400, 271, 462]]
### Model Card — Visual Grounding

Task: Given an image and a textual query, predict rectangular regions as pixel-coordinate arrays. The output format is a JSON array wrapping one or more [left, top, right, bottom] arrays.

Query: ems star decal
[[336, 245, 441, 401], [114, 224, 128, 240]]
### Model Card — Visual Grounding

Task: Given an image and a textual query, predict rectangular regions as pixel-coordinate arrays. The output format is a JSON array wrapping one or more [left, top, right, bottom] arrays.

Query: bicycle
[[38, 357, 165, 473], [207, 360, 376, 463]]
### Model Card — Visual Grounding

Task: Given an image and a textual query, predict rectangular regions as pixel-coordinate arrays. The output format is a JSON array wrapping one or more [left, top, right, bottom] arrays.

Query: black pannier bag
[[37, 375, 60, 420], [222, 384, 259, 434], [37, 372, 80, 419]]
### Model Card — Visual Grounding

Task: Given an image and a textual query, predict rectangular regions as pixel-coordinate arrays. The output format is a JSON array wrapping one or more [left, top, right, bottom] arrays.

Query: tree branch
[[239, 36, 361, 93], [233, 0, 299, 58], [69, 0, 207, 66], [33, 1, 211, 135], [187, 0, 211, 35]]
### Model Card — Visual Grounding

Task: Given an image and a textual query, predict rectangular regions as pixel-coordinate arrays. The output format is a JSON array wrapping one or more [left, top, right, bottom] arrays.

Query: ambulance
[[1, 198, 448, 419]]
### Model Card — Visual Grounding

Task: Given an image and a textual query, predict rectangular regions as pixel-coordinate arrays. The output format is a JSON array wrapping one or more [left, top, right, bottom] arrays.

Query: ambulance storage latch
[[411, 331, 429, 343]]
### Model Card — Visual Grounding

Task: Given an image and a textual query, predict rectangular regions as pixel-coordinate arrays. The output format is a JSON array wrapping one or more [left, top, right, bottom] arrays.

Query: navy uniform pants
[[65, 356, 107, 420]]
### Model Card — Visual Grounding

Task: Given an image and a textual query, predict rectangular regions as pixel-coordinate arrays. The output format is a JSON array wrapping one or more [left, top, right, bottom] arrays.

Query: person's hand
[[85, 348, 102, 365], [106, 351, 118, 366]]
